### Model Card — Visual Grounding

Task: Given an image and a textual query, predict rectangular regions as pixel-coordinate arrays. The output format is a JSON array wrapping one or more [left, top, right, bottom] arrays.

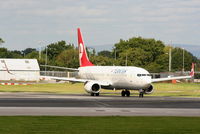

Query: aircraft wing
[[152, 63, 195, 83], [42, 76, 111, 86], [40, 65, 79, 71], [151, 75, 191, 83]]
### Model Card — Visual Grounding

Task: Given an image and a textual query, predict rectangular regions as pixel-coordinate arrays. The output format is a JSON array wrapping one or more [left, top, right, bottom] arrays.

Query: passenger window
[[137, 74, 141, 77]]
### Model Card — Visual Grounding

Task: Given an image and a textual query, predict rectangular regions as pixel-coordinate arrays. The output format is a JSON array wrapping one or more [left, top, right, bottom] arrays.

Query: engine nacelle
[[84, 81, 101, 93], [144, 84, 154, 94]]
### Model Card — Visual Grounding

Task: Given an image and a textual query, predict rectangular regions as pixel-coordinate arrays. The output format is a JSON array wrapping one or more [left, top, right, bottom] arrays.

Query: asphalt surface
[[0, 93, 200, 116]]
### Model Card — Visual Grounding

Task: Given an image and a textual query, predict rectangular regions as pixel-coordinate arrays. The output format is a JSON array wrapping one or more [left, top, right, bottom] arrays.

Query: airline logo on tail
[[190, 63, 195, 77], [77, 28, 94, 67]]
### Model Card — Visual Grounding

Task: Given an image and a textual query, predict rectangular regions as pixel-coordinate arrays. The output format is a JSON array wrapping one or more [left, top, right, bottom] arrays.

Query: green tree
[[0, 38, 5, 45], [45, 41, 73, 61], [154, 54, 168, 72], [118, 48, 149, 67], [0, 48, 9, 58], [22, 48, 36, 56], [146, 62, 163, 73], [98, 50, 113, 58], [56, 48, 79, 68], [25, 51, 39, 59], [8, 50, 23, 58], [90, 56, 113, 66], [171, 47, 195, 71], [114, 37, 165, 63], [113, 37, 166, 72]]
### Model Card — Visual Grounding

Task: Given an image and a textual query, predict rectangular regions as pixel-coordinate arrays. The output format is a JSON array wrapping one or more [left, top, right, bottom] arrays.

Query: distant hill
[[88, 44, 113, 52]]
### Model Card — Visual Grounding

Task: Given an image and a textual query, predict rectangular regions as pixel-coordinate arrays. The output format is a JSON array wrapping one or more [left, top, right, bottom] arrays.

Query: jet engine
[[144, 84, 154, 94], [84, 81, 101, 93]]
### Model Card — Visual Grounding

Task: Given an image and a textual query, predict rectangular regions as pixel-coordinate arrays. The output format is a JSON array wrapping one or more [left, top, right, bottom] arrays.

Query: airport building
[[0, 59, 40, 82]]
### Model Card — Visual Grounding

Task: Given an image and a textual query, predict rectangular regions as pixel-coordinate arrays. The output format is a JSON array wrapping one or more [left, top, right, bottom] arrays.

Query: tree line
[[0, 37, 199, 73]]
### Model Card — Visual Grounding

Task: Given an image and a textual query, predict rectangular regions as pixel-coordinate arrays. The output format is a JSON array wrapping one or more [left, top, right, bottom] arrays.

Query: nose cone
[[143, 77, 152, 87], [146, 78, 152, 84]]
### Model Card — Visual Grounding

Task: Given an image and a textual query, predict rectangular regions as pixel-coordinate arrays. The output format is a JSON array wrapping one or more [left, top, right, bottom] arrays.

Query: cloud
[[0, 0, 200, 51], [127, 0, 200, 23], [16, 6, 107, 17], [1, 0, 108, 17], [0, 0, 39, 9]]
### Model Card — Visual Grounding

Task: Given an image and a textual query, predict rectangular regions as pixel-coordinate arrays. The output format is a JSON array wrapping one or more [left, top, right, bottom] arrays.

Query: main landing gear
[[121, 90, 130, 97], [91, 93, 99, 96], [121, 89, 145, 97]]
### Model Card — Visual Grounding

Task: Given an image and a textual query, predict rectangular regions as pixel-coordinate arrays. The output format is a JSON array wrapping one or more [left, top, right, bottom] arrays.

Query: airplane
[[44, 28, 195, 97]]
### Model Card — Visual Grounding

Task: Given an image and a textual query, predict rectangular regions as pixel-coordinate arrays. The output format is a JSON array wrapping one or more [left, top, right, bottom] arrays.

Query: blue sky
[[0, 0, 200, 53]]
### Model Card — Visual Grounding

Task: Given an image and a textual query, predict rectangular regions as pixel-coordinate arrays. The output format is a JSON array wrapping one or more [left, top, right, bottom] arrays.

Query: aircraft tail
[[190, 63, 195, 77], [77, 28, 94, 67]]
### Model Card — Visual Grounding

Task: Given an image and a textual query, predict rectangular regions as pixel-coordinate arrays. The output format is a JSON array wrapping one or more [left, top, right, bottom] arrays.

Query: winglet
[[190, 63, 195, 77], [77, 28, 94, 67]]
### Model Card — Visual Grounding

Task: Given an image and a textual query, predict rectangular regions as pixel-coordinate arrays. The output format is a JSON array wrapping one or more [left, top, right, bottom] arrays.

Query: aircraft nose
[[144, 78, 152, 85]]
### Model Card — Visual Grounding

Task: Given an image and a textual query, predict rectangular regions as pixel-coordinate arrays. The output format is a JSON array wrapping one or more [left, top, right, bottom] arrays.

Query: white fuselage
[[78, 66, 152, 90]]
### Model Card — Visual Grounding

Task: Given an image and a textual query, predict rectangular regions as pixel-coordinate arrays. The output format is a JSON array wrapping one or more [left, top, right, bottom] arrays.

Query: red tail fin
[[77, 28, 94, 67], [190, 63, 195, 77]]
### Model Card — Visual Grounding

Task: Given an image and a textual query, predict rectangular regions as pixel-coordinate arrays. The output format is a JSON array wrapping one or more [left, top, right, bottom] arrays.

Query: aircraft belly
[[112, 79, 145, 90], [111, 76, 131, 89]]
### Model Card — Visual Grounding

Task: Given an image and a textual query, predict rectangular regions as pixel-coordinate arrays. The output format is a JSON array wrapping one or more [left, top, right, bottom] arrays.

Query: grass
[[0, 82, 199, 97], [0, 116, 199, 134], [152, 83, 200, 97], [0, 83, 85, 94]]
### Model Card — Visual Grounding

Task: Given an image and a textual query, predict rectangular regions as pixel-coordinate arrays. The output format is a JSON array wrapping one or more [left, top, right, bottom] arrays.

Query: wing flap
[[41, 76, 111, 86]]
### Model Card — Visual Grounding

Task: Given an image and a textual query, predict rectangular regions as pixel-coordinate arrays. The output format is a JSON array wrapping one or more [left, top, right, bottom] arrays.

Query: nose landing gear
[[139, 89, 144, 98], [91, 93, 100, 96]]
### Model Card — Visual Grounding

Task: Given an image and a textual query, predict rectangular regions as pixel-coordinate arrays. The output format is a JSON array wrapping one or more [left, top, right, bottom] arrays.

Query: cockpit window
[[137, 74, 151, 77]]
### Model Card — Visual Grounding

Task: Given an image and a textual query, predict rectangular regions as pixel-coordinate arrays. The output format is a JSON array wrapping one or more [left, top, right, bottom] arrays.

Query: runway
[[0, 93, 200, 116]]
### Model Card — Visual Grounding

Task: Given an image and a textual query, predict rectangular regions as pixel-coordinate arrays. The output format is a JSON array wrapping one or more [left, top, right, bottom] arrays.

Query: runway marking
[[121, 110, 131, 112], [92, 99, 111, 107], [95, 110, 105, 112], [0, 107, 200, 116]]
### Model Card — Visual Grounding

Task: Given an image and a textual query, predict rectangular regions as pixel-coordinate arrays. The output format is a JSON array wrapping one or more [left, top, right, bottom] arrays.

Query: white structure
[[0, 59, 40, 82]]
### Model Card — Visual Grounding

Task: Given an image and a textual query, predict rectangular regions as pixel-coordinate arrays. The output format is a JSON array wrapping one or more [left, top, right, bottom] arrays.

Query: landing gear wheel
[[90, 93, 99, 96], [95, 93, 99, 96], [139, 92, 144, 98], [126, 91, 130, 97], [121, 90, 130, 97], [121, 91, 126, 97], [91, 93, 95, 96]]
